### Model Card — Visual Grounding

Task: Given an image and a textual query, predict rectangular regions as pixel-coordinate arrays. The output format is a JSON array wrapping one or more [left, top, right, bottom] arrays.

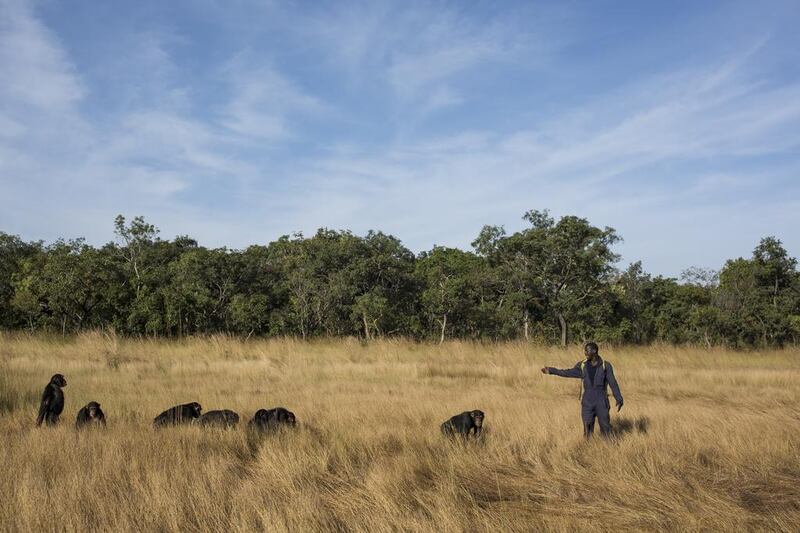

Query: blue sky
[[1, 0, 799, 276]]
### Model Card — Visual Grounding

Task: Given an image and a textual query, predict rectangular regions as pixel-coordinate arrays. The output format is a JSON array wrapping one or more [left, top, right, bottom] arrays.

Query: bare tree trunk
[[755, 314, 768, 347], [557, 313, 567, 347], [363, 313, 371, 341], [523, 309, 529, 341], [133, 258, 142, 300], [774, 277, 778, 308], [439, 313, 447, 345], [61, 315, 66, 337]]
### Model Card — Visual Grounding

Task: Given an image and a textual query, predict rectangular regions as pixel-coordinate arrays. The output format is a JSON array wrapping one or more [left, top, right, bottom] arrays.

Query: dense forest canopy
[[1, 211, 798, 347]]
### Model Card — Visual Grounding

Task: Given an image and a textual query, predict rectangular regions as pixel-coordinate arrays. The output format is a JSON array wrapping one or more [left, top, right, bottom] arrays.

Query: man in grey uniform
[[541, 342, 623, 437]]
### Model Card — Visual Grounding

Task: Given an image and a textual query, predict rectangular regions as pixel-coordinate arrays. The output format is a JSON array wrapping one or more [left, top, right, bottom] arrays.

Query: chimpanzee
[[198, 409, 240, 428], [441, 410, 484, 438], [248, 407, 296, 431], [153, 402, 202, 427], [36, 374, 67, 427], [75, 401, 106, 429]]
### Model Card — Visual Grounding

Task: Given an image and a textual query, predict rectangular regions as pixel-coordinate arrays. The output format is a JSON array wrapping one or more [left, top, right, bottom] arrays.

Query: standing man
[[541, 342, 623, 437]]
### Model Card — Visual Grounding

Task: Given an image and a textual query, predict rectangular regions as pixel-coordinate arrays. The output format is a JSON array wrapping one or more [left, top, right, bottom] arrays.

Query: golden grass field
[[1, 332, 799, 532]]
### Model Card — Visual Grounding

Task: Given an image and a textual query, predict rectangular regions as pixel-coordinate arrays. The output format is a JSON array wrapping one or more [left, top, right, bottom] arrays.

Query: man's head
[[584, 342, 599, 360]]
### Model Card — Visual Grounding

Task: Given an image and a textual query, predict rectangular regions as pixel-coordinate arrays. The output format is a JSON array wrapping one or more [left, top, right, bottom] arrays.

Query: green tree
[[416, 247, 483, 343], [615, 262, 654, 343], [345, 231, 416, 339], [753, 237, 797, 309], [229, 293, 271, 338], [11, 240, 123, 334], [0, 232, 42, 328], [114, 215, 159, 300], [716, 237, 799, 347], [164, 248, 241, 335], [232, 244, 289, 337], [476, 210, 620, 345], [473, 223, 540, 340], [10, 252, 47, 332]]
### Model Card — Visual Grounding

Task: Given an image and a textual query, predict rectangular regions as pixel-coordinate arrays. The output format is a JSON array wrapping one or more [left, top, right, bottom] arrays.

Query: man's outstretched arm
[[541, 362, 582, 378]]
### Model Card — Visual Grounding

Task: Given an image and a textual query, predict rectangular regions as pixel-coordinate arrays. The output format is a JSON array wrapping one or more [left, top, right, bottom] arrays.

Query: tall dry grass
[[0, 331, 798, 532]]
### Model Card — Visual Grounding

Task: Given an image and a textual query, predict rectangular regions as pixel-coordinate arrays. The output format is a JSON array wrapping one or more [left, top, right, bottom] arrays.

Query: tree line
[[1, 211, 798, 347]]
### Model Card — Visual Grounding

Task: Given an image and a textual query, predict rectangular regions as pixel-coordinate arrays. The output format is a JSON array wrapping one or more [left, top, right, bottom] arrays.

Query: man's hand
[[540, 367, 550, 374], [616, 400, 623, 412]]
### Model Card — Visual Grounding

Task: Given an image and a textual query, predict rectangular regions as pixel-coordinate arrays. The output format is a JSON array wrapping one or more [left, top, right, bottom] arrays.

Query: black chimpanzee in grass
[[198, 409, 240, 428], [441, 410, 484, 438], [75, 401, 106, 429], [36, 374, 67, 427], [248, 407, 296, 431], [153, 402, 202, 427]]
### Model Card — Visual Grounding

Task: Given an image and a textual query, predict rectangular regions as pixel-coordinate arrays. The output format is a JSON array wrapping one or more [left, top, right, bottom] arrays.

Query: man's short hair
[[584, 342, 599, 355]]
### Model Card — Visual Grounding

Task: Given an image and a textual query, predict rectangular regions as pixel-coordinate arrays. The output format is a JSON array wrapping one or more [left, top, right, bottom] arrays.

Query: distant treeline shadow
[[612, 416, 650, 437]]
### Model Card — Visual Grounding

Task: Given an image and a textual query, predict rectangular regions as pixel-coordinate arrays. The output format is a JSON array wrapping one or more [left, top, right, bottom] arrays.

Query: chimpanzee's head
[[87, 401, 101, 418], [51, 374, 67, 387], [471, 410, 485, 428]]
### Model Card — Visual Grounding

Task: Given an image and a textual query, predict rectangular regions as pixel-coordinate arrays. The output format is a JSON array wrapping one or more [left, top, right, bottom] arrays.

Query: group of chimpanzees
[[151, 402, 297, 431], [36, 374, 106, 429], [36, 373, 485, 438]]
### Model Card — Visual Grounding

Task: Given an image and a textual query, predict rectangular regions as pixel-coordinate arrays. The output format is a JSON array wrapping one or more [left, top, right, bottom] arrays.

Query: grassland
[[0, 332, 798, 532]]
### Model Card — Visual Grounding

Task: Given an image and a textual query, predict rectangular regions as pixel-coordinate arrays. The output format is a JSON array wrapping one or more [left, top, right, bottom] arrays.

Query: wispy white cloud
[[386, 33, 500, 100], [0, 0, 83, 111], [302, 2, 557, 116], [219, 55, 327, 141], [687, 173, 759, 196]]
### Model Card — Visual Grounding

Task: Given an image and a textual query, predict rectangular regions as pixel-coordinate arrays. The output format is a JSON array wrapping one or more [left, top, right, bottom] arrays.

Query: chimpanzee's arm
[[36, 389, 50, 426]]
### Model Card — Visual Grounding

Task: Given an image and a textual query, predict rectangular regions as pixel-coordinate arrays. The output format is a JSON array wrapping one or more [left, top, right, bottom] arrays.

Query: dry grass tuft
[[1, 333, 799, 532]]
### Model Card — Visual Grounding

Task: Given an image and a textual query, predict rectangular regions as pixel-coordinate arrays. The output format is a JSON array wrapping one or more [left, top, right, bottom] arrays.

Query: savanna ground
[[0, 333, 798, 532]]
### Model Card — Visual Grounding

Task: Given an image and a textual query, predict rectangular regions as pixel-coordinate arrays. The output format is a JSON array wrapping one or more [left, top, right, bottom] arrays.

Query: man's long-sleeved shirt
[[547, 357, 623, 406]]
